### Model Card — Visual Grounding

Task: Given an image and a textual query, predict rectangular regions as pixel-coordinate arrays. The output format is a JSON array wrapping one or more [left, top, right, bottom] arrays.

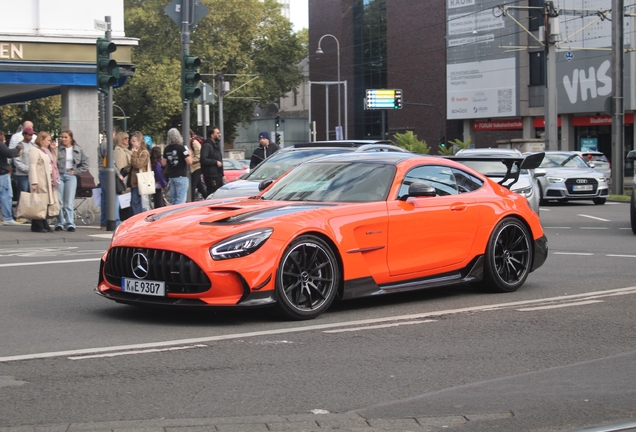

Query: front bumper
[[531, 235, 548, 272], [543, 180, 609, 201]]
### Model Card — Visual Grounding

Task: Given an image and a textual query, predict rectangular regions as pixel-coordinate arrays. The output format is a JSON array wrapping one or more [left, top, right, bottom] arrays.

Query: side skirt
[[341, 256, 484, 300]]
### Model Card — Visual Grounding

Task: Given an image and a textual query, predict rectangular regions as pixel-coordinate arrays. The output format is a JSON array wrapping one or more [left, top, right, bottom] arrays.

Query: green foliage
[[0, 96, 61, 137], [118, 0, 306, 143], [391, 131, 430, 154], [437, 136, 472, 155], [451, 136, 472, 151]]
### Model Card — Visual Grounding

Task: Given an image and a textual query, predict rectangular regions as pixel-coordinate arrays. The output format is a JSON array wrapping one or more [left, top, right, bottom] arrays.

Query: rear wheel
[[476, 217, 533, 293], [630, 190, 636, 235], [275, 235, 340, 320], [593, 198, 606, 205]]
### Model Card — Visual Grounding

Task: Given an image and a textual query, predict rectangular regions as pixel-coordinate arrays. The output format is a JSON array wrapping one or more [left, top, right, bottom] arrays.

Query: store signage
[[0, 43, 23, 59], [473, 119, 523, 130], [533, 117, 563, 128], [571, 114, 634, 126]]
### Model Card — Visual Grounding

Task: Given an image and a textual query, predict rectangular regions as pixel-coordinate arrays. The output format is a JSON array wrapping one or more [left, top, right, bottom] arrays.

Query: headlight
[[596, 177, 607, 183], [210, 228, 273, 260], [513, 186, 533, 198], [546, 176, 565, 183]]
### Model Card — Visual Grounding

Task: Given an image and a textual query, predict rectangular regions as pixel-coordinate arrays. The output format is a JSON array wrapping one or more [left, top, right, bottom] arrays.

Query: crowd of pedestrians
[[0, 121, 280, 232]]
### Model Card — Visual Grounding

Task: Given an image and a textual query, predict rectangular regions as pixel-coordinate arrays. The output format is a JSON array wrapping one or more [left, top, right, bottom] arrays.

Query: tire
[[593, 198, 606, 205], [630, 190, 636, 235], [275, 235, 340, 320], [77, 209, 95, 225], [477, 217, 533, 293]]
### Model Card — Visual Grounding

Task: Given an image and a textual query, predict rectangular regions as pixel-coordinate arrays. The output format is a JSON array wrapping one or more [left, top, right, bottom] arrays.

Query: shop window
[[529, 51, 545, 86]]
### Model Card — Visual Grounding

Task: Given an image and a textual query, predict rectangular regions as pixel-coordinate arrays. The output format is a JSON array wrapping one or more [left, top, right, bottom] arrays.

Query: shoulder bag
[[136, 156, 156, 195], [16, 192, 48, 220]]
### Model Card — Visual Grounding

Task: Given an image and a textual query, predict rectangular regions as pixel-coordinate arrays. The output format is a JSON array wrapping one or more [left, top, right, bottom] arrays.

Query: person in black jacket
[[200, 126, 225, 196], [0, 130, 23, 226], [250, 131, 280, 169]]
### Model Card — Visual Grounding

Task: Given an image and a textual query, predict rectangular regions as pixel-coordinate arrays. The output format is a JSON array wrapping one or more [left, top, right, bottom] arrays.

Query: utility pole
[[544, 1, 559, 151], [104, 16, 116, 231], [216, 72, 225, 154], [611, 0, 625, 194], [181, 0, 191, 147]]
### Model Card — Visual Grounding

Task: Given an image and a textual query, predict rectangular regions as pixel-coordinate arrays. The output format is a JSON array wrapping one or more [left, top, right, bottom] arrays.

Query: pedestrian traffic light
[[276, 133, 281, 145], [96, 38, 119, 92], [183, 54, 201, 101]]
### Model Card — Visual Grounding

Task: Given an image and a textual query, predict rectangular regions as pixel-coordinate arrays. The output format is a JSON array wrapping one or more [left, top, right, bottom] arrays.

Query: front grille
[[104, 247, 211, 294], [546, 189, 563, 197], [565, 178, 598, 195]]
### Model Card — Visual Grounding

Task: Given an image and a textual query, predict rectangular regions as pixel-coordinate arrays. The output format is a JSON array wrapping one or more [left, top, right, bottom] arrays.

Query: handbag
[[136, 158, 156, 195], [116, 175, 127, 194], [47, 202, 60, 217], [16, 192, 48, 220]]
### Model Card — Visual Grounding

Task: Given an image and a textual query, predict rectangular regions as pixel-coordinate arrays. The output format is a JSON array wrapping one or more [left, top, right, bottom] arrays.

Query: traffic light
[[96, 38, 119, 92], [275, 116, 280, 127], [275, 133, 281, 145], [439, 136, 446, 148], [183, 54, 201, 101]]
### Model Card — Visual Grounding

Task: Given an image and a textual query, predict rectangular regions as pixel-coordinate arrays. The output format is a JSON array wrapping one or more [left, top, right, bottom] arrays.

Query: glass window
[[540, 153, 590, 169], [451, 168, 484, 193], [529, 51, 545, 86], [398, 165, 458, 197]]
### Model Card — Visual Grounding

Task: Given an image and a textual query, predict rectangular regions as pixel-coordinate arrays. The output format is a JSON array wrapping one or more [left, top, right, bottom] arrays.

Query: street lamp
[[316, 34, 341, 140]]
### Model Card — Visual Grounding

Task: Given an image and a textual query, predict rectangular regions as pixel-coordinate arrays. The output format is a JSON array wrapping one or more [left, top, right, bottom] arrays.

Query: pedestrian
[[55, 130, 89, 232], [189, 129, 207, 200], [28, 131, 60, 233], [114, 131, 132, 220], [0, 130, 23, 226], [97, 129, 124, 229], [200, 126, 225, 196], [11, 126, 37, 197], [128, 131, 151, 215], [150, 146, 167, 208], [250, 131, 280, 169], [162, 128, 192, 205], [9, 120, 35, 149]]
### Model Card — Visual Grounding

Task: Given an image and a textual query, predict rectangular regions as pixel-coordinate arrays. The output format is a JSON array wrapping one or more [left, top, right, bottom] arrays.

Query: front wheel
[[275, 235, 340, 320], [477, 218, 533, 293], [593, 198, 606, 205], [630, 190, 636, 235]]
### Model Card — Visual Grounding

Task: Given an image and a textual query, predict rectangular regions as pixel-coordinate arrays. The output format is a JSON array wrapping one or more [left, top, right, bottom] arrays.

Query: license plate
[[122, 278, 165, 297], [572, 185, 593, 191]]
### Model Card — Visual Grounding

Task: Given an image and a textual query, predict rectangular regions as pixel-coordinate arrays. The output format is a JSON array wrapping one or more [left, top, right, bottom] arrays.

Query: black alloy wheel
[[276, 235, 340, 320], [477, 217, 533, 293], [593, 197, 606, 205], [631, 190, 636, 235]]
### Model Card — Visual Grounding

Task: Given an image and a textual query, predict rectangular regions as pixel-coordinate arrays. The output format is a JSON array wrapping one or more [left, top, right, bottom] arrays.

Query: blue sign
[[143, 135, 153, 146], [580, 137, 598, 152], [565, 51, 574, 61]]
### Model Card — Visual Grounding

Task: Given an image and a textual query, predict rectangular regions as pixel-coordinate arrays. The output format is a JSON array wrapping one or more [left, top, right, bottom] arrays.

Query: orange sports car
[[96, 152, 548, 320]]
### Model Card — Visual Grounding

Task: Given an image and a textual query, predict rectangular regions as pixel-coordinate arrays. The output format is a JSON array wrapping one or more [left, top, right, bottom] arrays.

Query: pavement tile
[[415, 416, 467, 427], [215, 423, 268, 432], [112, 429, 165, 432], [464, 412, 513, 421], [266, 421, 318, 431], [0, 427, 35, 432], [315, 415, 370, 429], [366, 418, 422, 430], [34, 426, 72, 432], [165, 427, 217, 432]]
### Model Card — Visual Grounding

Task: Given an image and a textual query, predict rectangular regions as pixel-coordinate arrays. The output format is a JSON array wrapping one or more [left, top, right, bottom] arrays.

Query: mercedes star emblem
[[131, 252, 149, 279]]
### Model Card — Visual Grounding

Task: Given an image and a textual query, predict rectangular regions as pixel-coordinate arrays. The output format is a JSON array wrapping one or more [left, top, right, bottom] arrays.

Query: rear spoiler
[[446, 152, 545, 189]]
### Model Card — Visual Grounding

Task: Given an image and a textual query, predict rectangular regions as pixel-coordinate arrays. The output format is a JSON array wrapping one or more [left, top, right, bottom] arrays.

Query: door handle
[[450, 203, 467, 211]]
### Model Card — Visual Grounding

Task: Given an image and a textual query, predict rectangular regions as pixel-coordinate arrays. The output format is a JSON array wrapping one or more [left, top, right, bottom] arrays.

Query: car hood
[[542, 167, 605, 178], [210, 179, 260, 198]]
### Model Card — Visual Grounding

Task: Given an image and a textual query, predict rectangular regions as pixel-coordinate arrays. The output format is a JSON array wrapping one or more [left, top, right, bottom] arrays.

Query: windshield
[[458, 160, 527, 177], [262, 162, 396, 202], [247, 149, 353, 181], [540, 153, 590, 169]]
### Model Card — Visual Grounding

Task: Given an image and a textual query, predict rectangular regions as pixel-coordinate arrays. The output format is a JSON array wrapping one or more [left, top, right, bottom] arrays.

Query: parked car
[[207, 140, 409, 199], [453, 148, 543, 214], [223, 159, 249, 182], [574, 151, 611, 178], [627, 150, 636, 234], [96, 152, 547, 320], [533, 151, 609, 205]]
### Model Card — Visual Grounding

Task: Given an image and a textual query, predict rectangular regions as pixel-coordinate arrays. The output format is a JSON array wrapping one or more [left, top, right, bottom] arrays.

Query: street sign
[[195, 82, 215, 104], [164, 0, 209, 28], [94, 19, 107, 31], [366, 89, 403, 109], [565, 51, 574, 61]]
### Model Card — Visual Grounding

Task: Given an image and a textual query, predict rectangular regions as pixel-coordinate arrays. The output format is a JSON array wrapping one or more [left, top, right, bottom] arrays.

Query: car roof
[[305, 151, 421, 165], [285, 140, 392, 149], [455, 148, 523, 157], [574, 150, 604, 155]]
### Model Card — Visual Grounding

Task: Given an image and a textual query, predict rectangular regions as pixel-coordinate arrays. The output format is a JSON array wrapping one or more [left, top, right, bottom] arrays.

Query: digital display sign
[[366, 89, 403, 109]]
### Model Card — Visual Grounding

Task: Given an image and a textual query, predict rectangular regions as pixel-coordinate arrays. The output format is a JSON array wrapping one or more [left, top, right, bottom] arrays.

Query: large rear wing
[[446, 152, 545, 189]]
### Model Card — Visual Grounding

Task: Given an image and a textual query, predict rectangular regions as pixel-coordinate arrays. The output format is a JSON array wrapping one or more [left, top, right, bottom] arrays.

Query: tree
[[391, 131, 430, 154], [117, 0, 306, 144], [0, 96, 61, 137]]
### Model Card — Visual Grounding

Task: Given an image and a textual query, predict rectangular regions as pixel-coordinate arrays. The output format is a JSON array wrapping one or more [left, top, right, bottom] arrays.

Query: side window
[[398, 165, 458, 197], [452, 168, 484, 193]]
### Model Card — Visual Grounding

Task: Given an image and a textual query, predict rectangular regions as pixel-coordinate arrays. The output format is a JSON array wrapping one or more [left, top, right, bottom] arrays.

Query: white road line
[[580, 227, 608, 230], [516, 300, 604, 311], [0, 258, 100, 268], [544, 227, 571, 229], [68, 344, 207, 360], [619, 228, 632, 230], [578, 214, 611, 222], [323, 320, 437, 333], [2, 285, 636, 363], [539, 208, 551, 211], [89, 234, 113, 239], [606, 254, 636, 258], [553, 252, 594, 256]]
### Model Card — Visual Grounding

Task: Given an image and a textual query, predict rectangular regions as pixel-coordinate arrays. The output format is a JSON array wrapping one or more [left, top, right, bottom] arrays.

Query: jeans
[[0, 173, 13, 222], [131, 187, 147, 215], [191, 169, 207, 200], [169, 176, 188, 205], [56, 172, 77, 229], [15, 175, 29, 193], [99, 171, 121, 227]]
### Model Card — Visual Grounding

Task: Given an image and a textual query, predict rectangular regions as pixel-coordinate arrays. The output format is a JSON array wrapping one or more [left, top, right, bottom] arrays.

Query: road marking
[[89, 234, 114, 239], [2, 285, 636, 363], [323, 319, 437, 333], [0, 258, 100, 268], [553, 252, 594, 256], [619, 228, 632, 230], [516, 300, 604, 311], [539, 208, 551, 211], [68, 344, 207, 360], [544, 226, 571, 229], [578, 214, 610, 222], [606, 254, 636, 258], [580, 227, 608, 230]]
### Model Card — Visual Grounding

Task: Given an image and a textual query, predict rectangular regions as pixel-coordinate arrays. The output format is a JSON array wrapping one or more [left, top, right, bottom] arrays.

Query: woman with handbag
[[27, 131, 60, 233], [55, 130, 89, 232], [128, 131, 151, 215], [114, 131, 132, 221]]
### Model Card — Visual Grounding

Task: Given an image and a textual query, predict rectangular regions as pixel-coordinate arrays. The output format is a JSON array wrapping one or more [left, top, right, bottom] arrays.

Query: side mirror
[[533, 168, 546, 177], [399, 182, 437, 200], [627, 150, 636, 161], [258, 179, 274, 192]]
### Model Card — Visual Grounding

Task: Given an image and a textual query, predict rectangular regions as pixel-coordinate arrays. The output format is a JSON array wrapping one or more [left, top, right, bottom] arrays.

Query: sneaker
[[100, 226, 107, 231], [54, 226, 63, 231], [67, 226, 76, 232], [15, 218, 28, 224], [2, 219, 23, 226]]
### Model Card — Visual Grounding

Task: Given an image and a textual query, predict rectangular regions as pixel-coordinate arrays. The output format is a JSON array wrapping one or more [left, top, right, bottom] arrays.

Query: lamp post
[[316, 34, 341, 140]]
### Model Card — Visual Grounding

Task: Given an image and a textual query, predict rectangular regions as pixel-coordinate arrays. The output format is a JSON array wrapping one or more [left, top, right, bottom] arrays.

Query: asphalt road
[[0, 201, 635, 431]]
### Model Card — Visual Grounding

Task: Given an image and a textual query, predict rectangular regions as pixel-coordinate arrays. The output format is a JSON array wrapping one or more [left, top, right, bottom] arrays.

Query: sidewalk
[[0, 220, 113, 245]]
